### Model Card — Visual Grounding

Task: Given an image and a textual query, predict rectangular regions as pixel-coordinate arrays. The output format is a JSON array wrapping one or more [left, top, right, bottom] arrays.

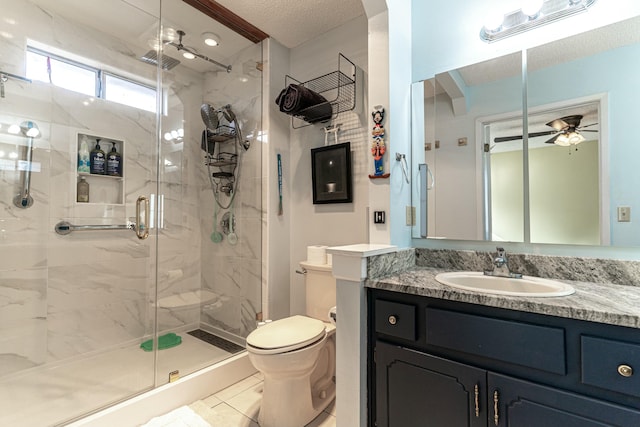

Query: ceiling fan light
[[555, 131, 585, 146]]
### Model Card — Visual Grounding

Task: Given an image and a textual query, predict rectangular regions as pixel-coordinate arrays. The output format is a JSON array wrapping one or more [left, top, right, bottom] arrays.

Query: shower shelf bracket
[[282, 53, 357, 129]]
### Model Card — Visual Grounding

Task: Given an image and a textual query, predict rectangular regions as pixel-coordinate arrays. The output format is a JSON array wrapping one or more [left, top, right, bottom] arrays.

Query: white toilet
[[246, 261, 336, 427]]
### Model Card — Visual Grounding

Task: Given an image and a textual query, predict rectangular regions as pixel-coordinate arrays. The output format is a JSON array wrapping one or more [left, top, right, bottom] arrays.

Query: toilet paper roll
[[328, 306, 337, 324], [306, 245, 328, 265]]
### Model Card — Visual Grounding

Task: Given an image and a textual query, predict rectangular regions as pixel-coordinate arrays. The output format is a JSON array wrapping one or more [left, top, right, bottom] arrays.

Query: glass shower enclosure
[[0, 1, 262, 425]]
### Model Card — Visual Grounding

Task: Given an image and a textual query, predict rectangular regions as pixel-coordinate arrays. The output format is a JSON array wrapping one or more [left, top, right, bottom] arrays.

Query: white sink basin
[[435, 271, 575, 297]]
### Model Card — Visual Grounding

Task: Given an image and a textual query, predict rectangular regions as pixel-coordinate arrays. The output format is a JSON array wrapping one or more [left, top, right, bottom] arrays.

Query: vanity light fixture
[[480, 0, 597, 43], [202, 32, 220, 47]]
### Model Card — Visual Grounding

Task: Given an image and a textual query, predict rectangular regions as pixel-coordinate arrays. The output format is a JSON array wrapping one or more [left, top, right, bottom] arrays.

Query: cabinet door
[[489, 372, 640, 427], [376, 341, 487, 427]]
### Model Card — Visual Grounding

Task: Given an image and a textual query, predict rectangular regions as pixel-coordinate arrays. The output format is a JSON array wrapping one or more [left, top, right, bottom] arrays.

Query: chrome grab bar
[[55, 221, 134, 235], [55, 195, 150, 239]]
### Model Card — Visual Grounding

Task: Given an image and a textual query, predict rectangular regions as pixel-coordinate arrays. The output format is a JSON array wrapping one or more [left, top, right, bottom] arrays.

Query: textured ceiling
[[214, 0, 366, 48]]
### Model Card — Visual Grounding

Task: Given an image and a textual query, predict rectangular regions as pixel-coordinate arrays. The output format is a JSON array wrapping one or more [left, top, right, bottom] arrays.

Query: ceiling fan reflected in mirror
[[494, 115, 598, 146]]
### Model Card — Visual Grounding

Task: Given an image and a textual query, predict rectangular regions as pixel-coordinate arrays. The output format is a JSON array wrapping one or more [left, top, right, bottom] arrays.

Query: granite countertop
[[365, 267, 640, 329]]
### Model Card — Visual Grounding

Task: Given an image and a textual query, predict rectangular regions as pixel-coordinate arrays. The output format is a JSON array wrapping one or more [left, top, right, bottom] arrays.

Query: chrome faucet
[[484, 247, 522, 279]]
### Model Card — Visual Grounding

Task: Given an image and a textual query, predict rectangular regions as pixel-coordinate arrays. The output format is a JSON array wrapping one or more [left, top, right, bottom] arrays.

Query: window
[[104, 73, 156, 113], [25, 47, 156, 113]]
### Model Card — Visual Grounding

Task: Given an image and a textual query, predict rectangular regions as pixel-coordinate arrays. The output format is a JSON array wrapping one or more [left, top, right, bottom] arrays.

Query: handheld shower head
[[222, 104, 236, 123], [201, 103, 219, 130]]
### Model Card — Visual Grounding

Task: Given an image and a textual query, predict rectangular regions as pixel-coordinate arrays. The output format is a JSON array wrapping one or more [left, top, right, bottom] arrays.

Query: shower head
[[201, 103, 219, 130], [140, 50, 181, 70]]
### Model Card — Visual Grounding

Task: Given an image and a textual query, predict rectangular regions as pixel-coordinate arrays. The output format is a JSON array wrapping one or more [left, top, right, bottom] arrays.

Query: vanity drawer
[[582, 336, 640, 398], [375, 300, 416, 341], [426, 308, 566, 375]]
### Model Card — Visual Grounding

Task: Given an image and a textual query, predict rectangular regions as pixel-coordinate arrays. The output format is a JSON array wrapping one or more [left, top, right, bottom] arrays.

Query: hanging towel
[[275, 84, 332, 123]]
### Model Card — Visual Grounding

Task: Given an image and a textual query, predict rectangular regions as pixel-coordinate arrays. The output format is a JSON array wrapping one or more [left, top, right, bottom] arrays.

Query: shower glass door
[[0, 0, 161, 425], [154, 1, 263, 384], [0, 0, 263, 424]]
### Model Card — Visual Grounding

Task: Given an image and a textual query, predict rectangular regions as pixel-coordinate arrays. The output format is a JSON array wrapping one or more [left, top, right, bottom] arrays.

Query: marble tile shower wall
[[0, 0, 209, 373], [198, 45, 263, 339]]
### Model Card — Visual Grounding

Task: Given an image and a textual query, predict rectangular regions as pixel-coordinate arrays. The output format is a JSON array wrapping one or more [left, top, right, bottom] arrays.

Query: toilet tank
[[300, 261, 336, 321]]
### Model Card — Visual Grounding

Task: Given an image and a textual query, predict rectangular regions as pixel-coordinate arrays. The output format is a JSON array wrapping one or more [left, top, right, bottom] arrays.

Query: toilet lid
[[246, 315, 326, 353]]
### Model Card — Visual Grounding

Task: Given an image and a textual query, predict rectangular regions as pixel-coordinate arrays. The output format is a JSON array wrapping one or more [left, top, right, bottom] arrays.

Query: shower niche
[[75, 131, 125, 205]]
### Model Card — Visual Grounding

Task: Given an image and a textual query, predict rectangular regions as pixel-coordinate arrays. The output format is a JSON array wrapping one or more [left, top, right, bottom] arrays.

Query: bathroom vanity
[[367, 268, 640, 427]]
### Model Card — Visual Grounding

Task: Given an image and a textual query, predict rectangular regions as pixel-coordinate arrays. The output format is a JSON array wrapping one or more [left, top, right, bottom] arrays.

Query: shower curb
[[67, 352, 255, 427]]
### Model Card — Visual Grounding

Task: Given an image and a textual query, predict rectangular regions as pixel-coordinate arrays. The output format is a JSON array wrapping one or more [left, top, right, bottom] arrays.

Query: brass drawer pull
[[618, 364, 633, 377], [388, 315, 397, 325]]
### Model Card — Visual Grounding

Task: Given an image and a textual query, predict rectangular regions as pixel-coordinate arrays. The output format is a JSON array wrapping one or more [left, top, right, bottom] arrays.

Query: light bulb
[[521, 0, 544, 17], [484, 12, 505, 31], [182, 51, 195, 60], [26, 128, 39, 137], [8, 124, 20, 134], [170, 130, 179, 139], [177, 128, 184, 137], [164, 132, 173, 141]]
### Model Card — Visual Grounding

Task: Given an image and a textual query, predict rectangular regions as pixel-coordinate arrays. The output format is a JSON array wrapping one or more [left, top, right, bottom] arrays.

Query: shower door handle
[[135, 195, 150, 240]]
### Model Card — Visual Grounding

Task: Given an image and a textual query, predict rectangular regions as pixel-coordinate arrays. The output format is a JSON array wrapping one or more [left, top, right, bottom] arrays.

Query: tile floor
[[197, 373, 337, 427]]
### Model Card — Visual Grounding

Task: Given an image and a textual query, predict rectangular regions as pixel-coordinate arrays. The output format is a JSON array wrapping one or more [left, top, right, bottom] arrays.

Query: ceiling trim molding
[[181, 0, 269, 44]]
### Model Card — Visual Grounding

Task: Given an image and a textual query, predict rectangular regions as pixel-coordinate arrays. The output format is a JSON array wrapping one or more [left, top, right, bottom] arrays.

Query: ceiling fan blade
[[580, 129, 599, 132], [546, 118, 570, 131], [579, 122, 599, 129], [494, 130, 557, 143], [544, 134, 560, 144]]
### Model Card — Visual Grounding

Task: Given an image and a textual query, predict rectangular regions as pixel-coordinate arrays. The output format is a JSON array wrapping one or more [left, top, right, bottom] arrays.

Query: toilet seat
[[246, 315, 326, 355]]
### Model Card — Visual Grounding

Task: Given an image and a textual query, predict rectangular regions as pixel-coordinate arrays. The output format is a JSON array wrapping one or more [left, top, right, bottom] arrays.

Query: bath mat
[[141, 404, 212, 427], [140, 333, 182, 352], [187, 329, 244, 354]]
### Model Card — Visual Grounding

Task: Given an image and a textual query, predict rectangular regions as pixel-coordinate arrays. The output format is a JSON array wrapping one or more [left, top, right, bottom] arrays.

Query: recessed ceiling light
[[182, 49, 196, 60], [202, 32, 220, 47]]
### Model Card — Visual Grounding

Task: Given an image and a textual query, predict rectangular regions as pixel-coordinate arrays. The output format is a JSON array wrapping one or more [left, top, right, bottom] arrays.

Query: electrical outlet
[[406, 206, 416, 226], [617, 206, 631, 222]]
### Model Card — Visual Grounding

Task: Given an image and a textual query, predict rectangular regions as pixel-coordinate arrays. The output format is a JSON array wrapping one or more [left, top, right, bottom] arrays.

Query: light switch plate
[[617, 206, 631, 222]]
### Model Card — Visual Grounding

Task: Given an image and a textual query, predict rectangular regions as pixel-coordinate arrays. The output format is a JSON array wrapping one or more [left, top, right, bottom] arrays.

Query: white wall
[[263, 38, 292, 320], [285, 16, 370, 315]]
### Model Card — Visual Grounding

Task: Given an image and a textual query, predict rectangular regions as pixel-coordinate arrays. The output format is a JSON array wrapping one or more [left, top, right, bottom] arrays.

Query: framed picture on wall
[[311, 142, 352, 204]]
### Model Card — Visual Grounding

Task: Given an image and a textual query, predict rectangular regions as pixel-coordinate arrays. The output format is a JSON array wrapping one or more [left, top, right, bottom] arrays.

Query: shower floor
[[0, 332, 239, 427]]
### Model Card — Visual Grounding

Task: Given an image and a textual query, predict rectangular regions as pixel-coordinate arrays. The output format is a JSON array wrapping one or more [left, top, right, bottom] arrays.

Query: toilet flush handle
[[295, 268, 307, 275]]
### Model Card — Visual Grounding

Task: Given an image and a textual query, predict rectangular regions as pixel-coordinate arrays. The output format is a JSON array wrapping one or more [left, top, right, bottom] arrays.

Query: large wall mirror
[[411, 16, 640, 247]]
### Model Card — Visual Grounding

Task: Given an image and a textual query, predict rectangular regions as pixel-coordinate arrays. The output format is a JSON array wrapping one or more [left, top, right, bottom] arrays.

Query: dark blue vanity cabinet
[[369, 289, 640, 427]]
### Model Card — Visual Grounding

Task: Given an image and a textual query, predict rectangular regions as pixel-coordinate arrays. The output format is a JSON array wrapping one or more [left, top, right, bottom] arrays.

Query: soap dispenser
[[78, 136, 90, 173], [106, 141, 122, 176], [90, 138, 105, 175]]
